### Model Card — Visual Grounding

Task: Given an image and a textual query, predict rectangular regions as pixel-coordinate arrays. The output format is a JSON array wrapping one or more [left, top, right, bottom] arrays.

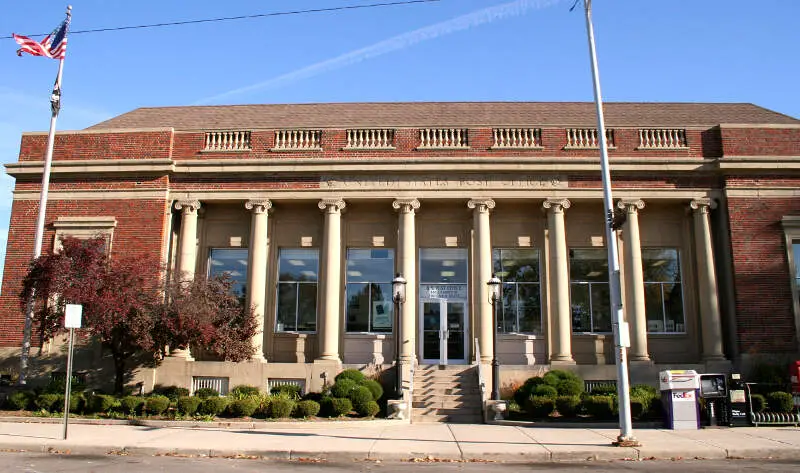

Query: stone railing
[[564, 128, 615, 149], [345, 128, 395, 149], [203, 130, 251, 151], [272, 130, 322, 151], [638, 128, 688, 149], [491, 128, 542, 149], [418, 128, 469, 149]]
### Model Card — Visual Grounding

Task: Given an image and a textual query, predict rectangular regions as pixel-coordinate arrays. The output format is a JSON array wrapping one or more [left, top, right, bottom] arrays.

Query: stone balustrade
[[345, 129, 395, 149], [564, 128, 615, 149], [491, 128, 542, 149], [273, 130, 322, 151], [418, 128, 469, 149], [638, 128, 688, 149], [203, 131, 251, 151]]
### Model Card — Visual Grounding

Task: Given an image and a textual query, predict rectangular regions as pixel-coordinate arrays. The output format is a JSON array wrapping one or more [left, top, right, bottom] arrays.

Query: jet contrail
[[195, 0, 565, 104]]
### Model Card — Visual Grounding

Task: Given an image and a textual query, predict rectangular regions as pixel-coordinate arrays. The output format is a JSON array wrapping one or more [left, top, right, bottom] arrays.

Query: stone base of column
[[249, 352, 267, 363], [549, 355, 576, 365], [169, 348, 194, 361], [628, 354, 651, 363]]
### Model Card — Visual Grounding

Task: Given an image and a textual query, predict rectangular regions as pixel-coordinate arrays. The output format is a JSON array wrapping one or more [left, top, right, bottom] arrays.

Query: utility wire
[[3, 0, 441, 39]]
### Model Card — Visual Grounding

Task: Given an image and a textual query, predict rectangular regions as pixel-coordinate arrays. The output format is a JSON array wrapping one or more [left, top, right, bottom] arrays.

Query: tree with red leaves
[[21, 237, 259, 393]]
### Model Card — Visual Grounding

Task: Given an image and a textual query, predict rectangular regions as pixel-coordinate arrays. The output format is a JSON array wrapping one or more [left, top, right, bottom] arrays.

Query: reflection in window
[[492, 248, 541, 334], [208, 248, 248, 297], [794, 243, 800, 305], [570, 248, 611, 333], [276, 249, 318, 332], [642, 248, 685, 333], [419, 248, 468, 284], [346, 249, 394, 333]]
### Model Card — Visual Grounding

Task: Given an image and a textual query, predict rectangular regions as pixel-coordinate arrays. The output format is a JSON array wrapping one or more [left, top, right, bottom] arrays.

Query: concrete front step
[[412, 415, 483, 423], [412, 400, 482, 409]]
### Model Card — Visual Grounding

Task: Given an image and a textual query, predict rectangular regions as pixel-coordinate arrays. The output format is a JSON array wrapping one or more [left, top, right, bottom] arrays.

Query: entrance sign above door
[[421, 284, 467, 300]]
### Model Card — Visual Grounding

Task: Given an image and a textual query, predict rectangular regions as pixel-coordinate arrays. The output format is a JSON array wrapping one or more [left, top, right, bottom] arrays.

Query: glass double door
[[420, 299, 467, 364]]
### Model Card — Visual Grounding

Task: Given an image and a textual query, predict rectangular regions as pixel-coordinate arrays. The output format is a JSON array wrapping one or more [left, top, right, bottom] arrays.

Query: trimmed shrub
[[750, 394, 767, 413], [583, 395, 615, 419], [360, 379, 384, 401], [335, 369, 366, 384], [197, 396, 229, 416], [556, 379, 583, 397], [120, 396, 145, 416], [294, 400, 321, 418], [766, 392, 794, 413], [252, 393, 271, 418], [330, 379, 357, 399], [193, 388, 219, 399], [270, 384, 302, 399], [630, 384, 658, 399], [513, 377, 545, 406], [144, 395, 170, 416], [69, 393, 86, 413], [589, 384, 617, 396], [630, 398, 647, 420], [348, 385, 375, 408], [525, 396, 556, 418], [302, 392, 324, 403], [152, 385, 189, 401], [357, 400, 380, 418], [269, 398, 295, 418], [177, 396, 202, 416], [328, 398, 353, 417], [230, 385, 260, 399], [532, 384, 558, 399], [227, 397, 258, 417], [7, 390, 35, 410], [35, 393, 63, 412], [555, 395, 581, 417], [89, 394, 120, 414]]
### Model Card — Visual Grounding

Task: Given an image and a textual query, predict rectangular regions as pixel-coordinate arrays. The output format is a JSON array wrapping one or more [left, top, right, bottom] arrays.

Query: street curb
[[0, 416, 403, 430]]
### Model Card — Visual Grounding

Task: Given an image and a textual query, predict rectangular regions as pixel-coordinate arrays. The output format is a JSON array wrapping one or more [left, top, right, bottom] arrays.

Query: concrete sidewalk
[[0, 418, 799, 462]]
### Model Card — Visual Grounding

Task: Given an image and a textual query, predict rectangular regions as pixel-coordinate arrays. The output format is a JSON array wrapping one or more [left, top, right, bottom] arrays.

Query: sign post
[[62, 303, 82, 440]]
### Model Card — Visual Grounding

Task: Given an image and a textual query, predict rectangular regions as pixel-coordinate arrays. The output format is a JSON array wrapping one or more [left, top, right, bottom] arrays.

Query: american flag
[[13, 17, 70, 59]]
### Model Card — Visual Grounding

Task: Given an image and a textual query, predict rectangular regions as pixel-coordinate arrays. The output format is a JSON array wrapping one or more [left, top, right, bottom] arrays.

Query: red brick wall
[[0, 198, 168, 346], [720, 127, 800, 156], [726, 196, 800, 353], [18, 130, 174, 162]]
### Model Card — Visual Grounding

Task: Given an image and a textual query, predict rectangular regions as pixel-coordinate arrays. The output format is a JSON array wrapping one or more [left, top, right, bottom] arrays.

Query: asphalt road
[[2, 453, 800, 473]]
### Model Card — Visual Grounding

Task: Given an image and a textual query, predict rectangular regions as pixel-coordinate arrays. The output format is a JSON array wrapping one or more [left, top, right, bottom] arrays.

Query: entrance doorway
[[420, 296, 467, 364]]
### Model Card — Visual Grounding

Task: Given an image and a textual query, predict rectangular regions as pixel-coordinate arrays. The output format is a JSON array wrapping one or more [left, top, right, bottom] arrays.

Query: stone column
[[392, 198, 420, 364], [618, 199, 649, 362], [468, 199, 496, 363], [245, 199, 272, 362], [172, 199, 201, 360], [317, 198, 346, 362], [690, 198, 725, 361], [543, 198, 574, 363]]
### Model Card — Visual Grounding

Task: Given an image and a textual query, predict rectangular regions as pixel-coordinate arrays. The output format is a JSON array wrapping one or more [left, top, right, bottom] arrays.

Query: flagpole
[[19, 5, 71, 385], [581, 0, 638, 446]]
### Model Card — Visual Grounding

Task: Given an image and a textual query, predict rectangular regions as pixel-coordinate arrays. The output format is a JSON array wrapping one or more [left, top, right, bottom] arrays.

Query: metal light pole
[[392, 273, 407, 399], [581, 0, 638, 446], [487, 274, 501, 401]]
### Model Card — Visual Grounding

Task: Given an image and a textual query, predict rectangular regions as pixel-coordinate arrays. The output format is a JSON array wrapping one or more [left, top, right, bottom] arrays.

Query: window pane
[[642, 248, 681, 283], [517, 283, 542, 334], [420, 248, 468, 283], [663, 283, 685, 333], [793, 243, 800, 280], [500, 282, 517, 333], [370, 282, 393, 333], [276, 282, 298, 332], [209, 248, 249, 297], [591, 283, 612, 332], [278, 249, 319, 281], [493, 248, 540, 283], [570, 249, 608, 281], [571, 283, 591, 332], [297, 283, 317, 331], [644, 283, 665, 332], [346, 249, 394, 283], [346, 283, 370, 332]]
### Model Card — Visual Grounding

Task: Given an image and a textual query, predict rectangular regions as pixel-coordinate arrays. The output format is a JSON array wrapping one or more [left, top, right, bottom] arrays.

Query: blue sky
[[1, 0, 798, 287]]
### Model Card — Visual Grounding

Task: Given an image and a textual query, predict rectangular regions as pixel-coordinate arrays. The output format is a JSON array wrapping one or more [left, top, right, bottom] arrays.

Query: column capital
[[392, 198, 420, 212], [467, 198, 496, 213], [542, 198, 571, 213], [318, 198, 346, 212], [689, 198, 717, 214], [174, 199, 201, 213], [245, 199, 273, 214], [617, 199, 645, 213]]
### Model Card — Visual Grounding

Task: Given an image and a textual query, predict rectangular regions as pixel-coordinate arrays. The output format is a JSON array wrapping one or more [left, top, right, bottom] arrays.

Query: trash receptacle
[[699, 373, 728, 426], [659, 369, 700, 430]]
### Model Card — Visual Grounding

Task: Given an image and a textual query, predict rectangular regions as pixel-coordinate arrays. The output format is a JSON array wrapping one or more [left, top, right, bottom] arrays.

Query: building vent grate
[[192, 376, 230, 395]]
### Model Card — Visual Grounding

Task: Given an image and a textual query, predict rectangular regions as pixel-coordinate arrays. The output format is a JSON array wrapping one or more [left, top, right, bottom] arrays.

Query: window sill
[[274, 331, 316, 336], [344, 332, 391, 339]]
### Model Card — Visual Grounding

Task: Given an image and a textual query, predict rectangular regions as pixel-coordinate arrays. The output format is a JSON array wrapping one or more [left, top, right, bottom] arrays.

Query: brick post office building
[[2, 102, 799, 403]]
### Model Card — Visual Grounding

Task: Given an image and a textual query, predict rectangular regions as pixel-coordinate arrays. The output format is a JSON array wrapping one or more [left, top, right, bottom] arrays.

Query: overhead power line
[[3, 0, 441, 39]]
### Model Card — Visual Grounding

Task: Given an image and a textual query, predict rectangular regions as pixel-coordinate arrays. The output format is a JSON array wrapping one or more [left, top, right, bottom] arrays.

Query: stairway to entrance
[[411, 365, 483, 423]]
